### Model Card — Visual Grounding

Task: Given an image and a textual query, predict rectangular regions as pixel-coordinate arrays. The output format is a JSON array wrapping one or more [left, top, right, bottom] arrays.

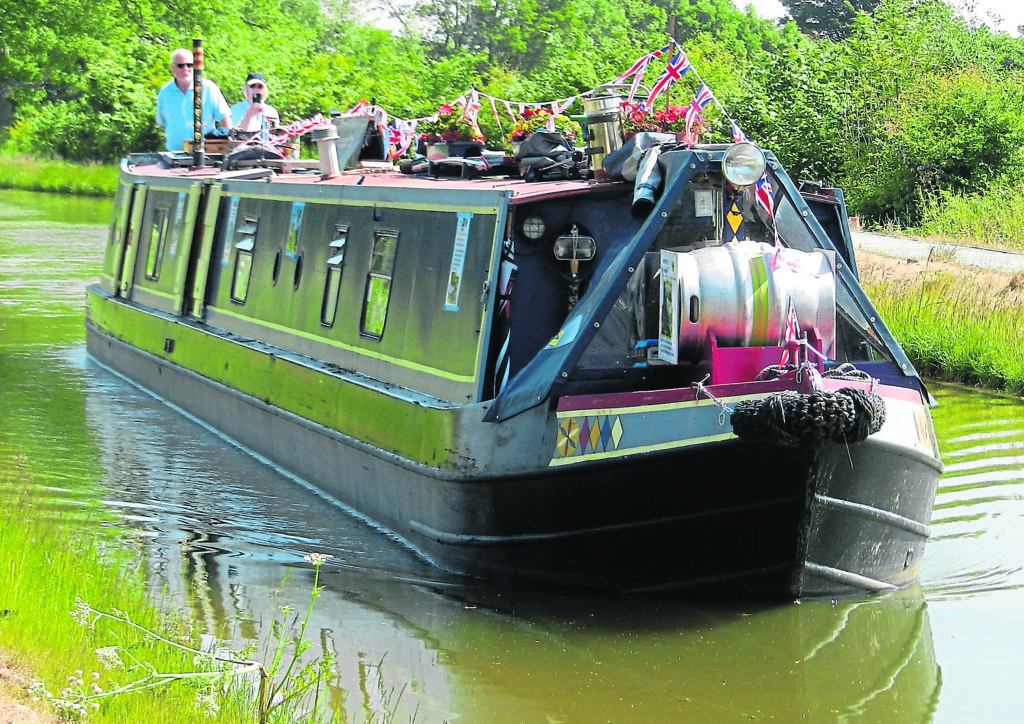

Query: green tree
[[834, 0, 1024, 221], [779, 0, 881, 41]]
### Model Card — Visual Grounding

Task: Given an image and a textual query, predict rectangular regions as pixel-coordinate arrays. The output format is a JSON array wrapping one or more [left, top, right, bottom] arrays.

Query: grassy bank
[[0, 457, 245, 721], [0, 156, 117, 197], [859, 251, 1024, 396], [906, 184, 1024, 253], [0, 446, 338, 723]]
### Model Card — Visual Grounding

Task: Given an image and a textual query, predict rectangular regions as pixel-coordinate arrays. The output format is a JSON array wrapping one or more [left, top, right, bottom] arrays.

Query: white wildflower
[[195, 689, 221, 717], [94, 646, 124, 670], [302, 552, 332, 565], [70, 596, 92, 626]]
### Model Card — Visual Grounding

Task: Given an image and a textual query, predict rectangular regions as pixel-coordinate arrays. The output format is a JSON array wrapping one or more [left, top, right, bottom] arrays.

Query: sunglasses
[[174, 63, 194, 69]]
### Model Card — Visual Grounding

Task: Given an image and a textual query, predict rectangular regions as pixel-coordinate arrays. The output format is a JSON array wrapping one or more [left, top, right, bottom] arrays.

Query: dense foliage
[[3, 0, 1024, 224]]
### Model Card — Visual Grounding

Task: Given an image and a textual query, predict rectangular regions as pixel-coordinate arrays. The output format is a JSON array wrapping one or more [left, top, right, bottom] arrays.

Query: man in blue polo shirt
[[155, 48, 232, 152]]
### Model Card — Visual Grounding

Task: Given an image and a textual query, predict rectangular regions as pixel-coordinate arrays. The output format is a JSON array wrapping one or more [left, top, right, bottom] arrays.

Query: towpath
[[852, 231, 1024, 274]]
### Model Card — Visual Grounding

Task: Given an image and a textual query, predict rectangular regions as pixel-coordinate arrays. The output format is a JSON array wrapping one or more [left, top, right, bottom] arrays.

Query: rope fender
[[730, 386, 886, 447]]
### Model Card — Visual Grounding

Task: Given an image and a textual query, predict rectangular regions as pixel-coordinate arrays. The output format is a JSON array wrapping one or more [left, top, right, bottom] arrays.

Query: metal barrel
[[672, 242, 836, 362], [582, 84, 640, 177]]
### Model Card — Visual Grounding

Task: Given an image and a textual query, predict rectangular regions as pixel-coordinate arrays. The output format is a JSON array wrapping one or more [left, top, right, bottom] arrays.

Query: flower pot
[[426, 141, 484, 161], [425, 143, 449, 161]]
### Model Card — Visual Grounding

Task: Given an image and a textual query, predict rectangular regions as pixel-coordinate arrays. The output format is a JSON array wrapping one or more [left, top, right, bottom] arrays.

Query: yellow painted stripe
[[549, 432, 736, 467], [749, 256, 770, 344], [133, 286, 177, 303], [556, 392, 773, 419], [208, 304, 478, 385]]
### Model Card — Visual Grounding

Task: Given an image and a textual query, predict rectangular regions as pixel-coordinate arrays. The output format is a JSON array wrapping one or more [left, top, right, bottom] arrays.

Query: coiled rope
[[730, 365, 886, 447]]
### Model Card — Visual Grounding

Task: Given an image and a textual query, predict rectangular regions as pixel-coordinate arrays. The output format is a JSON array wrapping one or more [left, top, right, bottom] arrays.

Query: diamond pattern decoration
[[555, 415, 624, 457], [725, 196, 744, 242]]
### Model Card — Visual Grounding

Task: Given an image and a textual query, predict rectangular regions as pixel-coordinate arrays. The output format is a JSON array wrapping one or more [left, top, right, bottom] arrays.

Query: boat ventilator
[[730, 365, 886, 447]]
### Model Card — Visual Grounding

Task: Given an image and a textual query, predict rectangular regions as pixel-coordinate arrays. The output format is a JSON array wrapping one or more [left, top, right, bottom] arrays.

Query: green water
[[3, 190, 1024, 722]]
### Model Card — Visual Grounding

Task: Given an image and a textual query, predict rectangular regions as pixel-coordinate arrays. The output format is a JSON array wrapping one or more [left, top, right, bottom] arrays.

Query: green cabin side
[[95, 170, 511, 406]]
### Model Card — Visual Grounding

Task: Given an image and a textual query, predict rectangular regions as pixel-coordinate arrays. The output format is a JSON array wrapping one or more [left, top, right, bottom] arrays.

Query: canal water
[[2, 189, 1022, 722]]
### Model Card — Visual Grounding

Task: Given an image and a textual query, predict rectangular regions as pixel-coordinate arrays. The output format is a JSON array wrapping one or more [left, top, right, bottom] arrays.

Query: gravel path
[[852, 231, 1024, 273]]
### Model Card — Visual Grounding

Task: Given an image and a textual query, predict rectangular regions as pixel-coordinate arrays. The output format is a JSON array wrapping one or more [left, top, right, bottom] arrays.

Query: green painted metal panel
[[190, 184, 224, 318], [200, 192, 502, 402], [127, 186, 203, 314], [99, 181, 133, 293], [118, 185, 148, 297], [87, 291, 458, 468]]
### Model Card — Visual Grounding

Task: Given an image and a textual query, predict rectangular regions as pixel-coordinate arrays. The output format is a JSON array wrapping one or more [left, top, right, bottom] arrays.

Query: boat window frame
[[230, 216, 259, 305], [320, 225, 349, 328], [144, 206, 170, 281], [359, 228, 399, 340]]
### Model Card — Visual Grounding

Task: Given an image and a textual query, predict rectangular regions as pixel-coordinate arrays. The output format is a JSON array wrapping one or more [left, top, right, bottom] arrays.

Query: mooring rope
[[730, 365, 886, 447]]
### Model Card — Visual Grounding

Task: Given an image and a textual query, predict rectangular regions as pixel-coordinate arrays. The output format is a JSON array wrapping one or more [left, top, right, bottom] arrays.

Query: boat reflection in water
[[84, 359, 939, 722], [160, 543, 942, 722]]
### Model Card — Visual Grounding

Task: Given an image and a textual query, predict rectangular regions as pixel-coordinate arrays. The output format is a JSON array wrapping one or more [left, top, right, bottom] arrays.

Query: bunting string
[[276, 38, 757, 165]]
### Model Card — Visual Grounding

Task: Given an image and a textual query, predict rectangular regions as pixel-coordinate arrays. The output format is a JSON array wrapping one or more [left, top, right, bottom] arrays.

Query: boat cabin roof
[[123, 154, 625, 205]]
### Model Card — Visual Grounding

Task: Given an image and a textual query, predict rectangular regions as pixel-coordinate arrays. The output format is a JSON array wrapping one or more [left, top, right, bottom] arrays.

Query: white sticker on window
[[444, 212, 472, 312]]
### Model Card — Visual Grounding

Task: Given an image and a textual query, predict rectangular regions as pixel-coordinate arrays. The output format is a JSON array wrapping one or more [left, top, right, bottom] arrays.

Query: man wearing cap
[[155, 48, 232, 152], [231, 72, 280, 134]]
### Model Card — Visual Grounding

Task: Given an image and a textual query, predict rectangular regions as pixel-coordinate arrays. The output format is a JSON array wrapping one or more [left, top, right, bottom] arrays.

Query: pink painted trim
[[557, 375, 925, 413]]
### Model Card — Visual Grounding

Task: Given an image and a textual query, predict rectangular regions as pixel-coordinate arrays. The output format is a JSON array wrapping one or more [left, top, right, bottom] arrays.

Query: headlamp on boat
[[723, 142, 767, 187], [553, 225, 596, 278], [520, 214, 547, 241]]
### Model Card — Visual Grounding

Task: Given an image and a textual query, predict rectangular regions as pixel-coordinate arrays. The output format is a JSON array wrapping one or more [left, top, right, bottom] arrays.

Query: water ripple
[[922, 385, 1024, 599]]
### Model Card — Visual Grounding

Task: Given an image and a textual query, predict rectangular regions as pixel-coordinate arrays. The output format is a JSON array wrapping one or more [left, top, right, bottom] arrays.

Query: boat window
[[145, 207, 169, 280], [108, 183, 130, 248], [320, 225, 349, 328], [360, 230, 398, 339], [230, 216, 259, 304]]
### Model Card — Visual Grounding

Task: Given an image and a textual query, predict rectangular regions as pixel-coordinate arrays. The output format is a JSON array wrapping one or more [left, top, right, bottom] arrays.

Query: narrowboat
[[85, 116, 942, 597]]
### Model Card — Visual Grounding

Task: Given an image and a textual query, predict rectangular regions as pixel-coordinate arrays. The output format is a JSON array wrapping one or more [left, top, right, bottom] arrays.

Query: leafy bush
[[843, 68, 1024, 223]]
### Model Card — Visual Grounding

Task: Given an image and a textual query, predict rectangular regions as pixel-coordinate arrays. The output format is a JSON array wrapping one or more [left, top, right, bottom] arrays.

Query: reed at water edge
[[860, 253, 1024, 397], [0, 155, 119, 197], [0, 444, 283, 723]]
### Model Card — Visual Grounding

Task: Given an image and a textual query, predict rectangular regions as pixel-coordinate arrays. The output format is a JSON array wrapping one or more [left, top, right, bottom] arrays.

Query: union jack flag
[[755, 174, 775, 219], [731, 120, 748, 143], [340, 100, 367, 117], [614, 44, 671, 82], [646, 52, 691, 107], [758, 173, 783, 251], [462, 90, 481, 125], [628, 57, 653, 103], [282, 113, 327, 137], [386, 120, 417, 160], [684, 84, 715, 135], [780, 300, 801, 367]]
